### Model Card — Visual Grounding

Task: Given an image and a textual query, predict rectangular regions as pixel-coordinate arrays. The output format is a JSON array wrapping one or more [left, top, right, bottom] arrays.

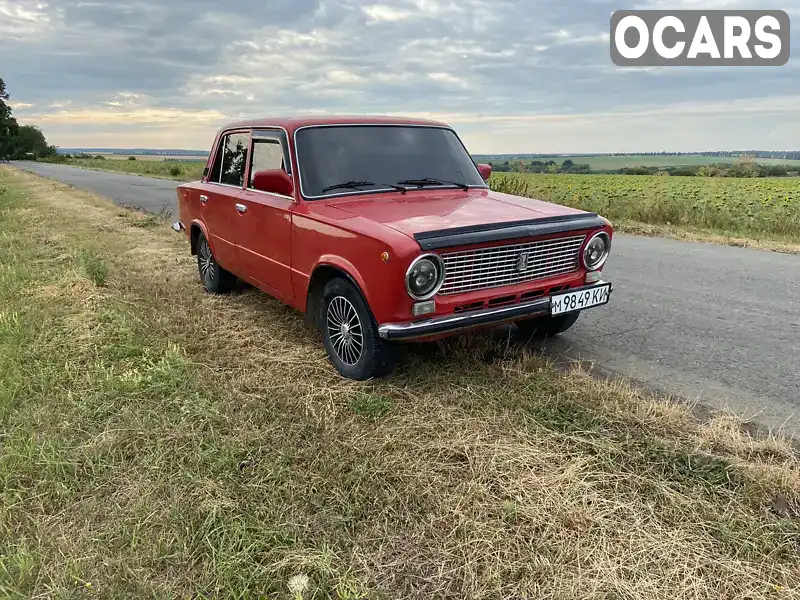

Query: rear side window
[[209, 132, 250, 186]]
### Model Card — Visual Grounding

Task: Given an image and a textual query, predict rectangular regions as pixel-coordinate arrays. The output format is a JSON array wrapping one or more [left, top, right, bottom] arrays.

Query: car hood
[[328, 188, 589, 239]]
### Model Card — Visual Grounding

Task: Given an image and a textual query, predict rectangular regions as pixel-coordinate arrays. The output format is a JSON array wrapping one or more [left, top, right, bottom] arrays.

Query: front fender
[[302, 248, 414, 324], [314, 255, 371, 301]]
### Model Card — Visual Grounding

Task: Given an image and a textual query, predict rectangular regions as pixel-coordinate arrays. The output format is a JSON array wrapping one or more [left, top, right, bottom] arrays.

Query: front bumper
[[378, 281, 612, 341]]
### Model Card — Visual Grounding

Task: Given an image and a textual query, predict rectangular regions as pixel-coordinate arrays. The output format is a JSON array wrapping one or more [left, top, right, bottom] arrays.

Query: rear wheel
[[515, 312, 580, 339], [196, 233, 236, 294], [320, 278, 395, 380]]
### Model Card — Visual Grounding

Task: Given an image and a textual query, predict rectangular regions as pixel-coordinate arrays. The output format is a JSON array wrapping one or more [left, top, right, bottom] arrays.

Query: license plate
[[551, 284, 611, 316]]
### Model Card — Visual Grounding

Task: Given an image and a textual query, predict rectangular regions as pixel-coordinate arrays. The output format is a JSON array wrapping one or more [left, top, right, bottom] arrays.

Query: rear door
[[234, 129, 295, 299], [200, 130, 250, 272]]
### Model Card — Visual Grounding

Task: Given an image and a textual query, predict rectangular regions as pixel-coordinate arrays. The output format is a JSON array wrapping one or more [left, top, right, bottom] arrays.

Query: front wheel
[[515, 312, 580, 339], [320, 278, 395, 380]]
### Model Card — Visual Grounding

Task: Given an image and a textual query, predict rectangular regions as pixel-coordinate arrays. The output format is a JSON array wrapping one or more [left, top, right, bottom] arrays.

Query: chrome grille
[[439, 235, 586, 295]]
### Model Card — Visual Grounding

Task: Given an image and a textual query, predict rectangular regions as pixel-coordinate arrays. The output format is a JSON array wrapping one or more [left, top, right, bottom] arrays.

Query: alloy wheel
[[326, 295, 364, 365], [198, 237, 215, 288]]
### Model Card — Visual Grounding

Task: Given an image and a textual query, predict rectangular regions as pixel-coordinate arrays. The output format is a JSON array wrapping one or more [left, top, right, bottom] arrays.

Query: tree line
[[487, 156, 800, 178], [0, 78, 57, 161], [488, 159, 592, 174]]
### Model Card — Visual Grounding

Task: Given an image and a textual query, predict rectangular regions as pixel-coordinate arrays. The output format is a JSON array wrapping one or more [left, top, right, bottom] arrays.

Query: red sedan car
[[174, 116, 613, 379]]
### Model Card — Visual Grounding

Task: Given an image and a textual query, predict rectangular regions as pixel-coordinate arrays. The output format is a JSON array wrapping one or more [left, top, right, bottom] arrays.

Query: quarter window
[[209, 132, 249, 186]]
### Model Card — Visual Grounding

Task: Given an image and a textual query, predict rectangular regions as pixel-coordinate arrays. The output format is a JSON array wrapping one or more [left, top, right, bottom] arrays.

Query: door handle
[[235, 203, 247, 214], [200, 194, 208, 204]]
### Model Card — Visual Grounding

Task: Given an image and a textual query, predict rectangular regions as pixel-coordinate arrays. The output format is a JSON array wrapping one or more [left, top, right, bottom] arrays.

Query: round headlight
[[406, 254, 445, 300], [583, 232, 610, 270]]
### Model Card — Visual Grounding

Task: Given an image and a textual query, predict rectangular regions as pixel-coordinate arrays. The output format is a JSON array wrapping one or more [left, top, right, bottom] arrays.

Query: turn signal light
[[412, 300, 436, 316], [585, 271, 602, 284]]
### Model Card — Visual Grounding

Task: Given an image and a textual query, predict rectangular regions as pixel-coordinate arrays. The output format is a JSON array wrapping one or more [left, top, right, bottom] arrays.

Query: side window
[[208, 135, 225, 183], [248, 138, 287, 188], [214, 132, 250, 187]]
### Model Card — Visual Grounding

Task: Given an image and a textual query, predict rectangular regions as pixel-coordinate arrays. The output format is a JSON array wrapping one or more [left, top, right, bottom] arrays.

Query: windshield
[[295, 125, 487, 199]]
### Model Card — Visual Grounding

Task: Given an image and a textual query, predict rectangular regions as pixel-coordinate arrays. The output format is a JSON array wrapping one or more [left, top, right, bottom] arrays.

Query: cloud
[[31, 106, 226, 126], [0, 0, 55, 39], [1, 0, 797, 151], [362, 4, 412, 21]]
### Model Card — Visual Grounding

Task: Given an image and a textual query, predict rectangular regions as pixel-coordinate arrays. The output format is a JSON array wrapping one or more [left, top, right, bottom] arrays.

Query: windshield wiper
[[397, 177, 469, 191], [321, 180, 407, 194]]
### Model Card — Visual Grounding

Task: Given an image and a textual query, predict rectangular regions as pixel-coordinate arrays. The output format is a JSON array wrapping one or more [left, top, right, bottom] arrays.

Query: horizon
[[54, 147, 800, 156]]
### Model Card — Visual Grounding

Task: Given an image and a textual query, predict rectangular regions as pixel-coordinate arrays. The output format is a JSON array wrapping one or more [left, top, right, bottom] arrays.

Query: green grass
[[43, 157, 206, 181], [491, 172, 800, 245], [1, 165, 799, 599], [477, 154, 800, 170]]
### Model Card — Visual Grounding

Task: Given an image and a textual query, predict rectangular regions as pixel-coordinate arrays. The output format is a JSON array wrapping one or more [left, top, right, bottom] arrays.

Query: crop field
[[2, 166, 800, 598], [478, 154, 800, 170], [491, 173, 800, 244]]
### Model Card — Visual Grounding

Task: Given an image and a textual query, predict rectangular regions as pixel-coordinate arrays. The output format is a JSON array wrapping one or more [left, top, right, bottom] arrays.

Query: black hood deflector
[[413, 213, 605, 250]]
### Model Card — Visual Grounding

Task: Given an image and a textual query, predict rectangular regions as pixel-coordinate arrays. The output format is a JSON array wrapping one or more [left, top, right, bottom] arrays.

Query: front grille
[[439, 234, 586, 295]]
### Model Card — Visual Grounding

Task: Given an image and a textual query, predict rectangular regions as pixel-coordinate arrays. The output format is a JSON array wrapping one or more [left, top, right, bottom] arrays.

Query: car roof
[[219, 115, 452, 134]]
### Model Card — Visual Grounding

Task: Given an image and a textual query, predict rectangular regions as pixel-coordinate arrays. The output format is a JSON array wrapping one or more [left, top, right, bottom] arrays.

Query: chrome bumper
[[378, 281, 611, 341]]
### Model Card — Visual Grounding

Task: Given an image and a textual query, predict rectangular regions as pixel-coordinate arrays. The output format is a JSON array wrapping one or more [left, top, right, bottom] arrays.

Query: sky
[[1, 0, 798, 153]]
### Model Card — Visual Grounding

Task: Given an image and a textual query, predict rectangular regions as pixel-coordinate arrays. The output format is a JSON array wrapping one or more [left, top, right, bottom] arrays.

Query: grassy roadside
[[2, 166, 799, 599], [491, 173, 800, 254]]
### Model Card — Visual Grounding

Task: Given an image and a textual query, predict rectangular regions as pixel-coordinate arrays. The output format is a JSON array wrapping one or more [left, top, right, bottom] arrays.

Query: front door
[[234, 129, 294, 299], [201, 130, 250, 272]]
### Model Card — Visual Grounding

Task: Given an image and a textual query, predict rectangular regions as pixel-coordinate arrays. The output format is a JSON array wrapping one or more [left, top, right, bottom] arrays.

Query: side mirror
[[252, 169, 294, 197], [477, 163, 492, 181]]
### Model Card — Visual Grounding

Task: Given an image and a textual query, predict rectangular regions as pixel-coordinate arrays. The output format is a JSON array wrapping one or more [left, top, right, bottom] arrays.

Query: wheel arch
[[189, 219, 211, 256], [304, 260, 373, 329]]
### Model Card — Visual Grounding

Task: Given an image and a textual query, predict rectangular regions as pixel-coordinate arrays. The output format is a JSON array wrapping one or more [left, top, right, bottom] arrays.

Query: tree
[[10, 125, 56, 159], [0, 78, 20, 160], [727, 155, 759, 178], [1, 78, 57, 160]]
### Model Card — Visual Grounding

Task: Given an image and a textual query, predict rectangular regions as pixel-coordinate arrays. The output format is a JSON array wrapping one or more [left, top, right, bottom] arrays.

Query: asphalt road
[[14, 162, 800, 434], [15, 161, 181, 215]]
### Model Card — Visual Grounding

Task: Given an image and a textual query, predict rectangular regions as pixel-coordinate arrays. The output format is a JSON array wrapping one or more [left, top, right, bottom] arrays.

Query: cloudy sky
[[1, 0, 797, 153]]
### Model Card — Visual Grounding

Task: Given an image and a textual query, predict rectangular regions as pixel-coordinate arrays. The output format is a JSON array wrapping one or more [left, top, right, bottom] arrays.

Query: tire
[[320, 278, 396, 380], [516, 311, 580, 339], [196, 232, 236, 294]]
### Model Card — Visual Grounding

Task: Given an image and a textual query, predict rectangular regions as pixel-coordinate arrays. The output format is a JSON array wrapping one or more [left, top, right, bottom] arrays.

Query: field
[[491, 173, 800, 246], [93, 153, 207, 162], [2, 165, 800, 598], [477, 154, 800, 170], [49, 157, 206, 180]]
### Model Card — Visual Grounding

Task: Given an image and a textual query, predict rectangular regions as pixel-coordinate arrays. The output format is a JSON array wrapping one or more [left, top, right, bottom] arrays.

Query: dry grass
[[1, 165, 799, 600], [615, 221, 800, 254]]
